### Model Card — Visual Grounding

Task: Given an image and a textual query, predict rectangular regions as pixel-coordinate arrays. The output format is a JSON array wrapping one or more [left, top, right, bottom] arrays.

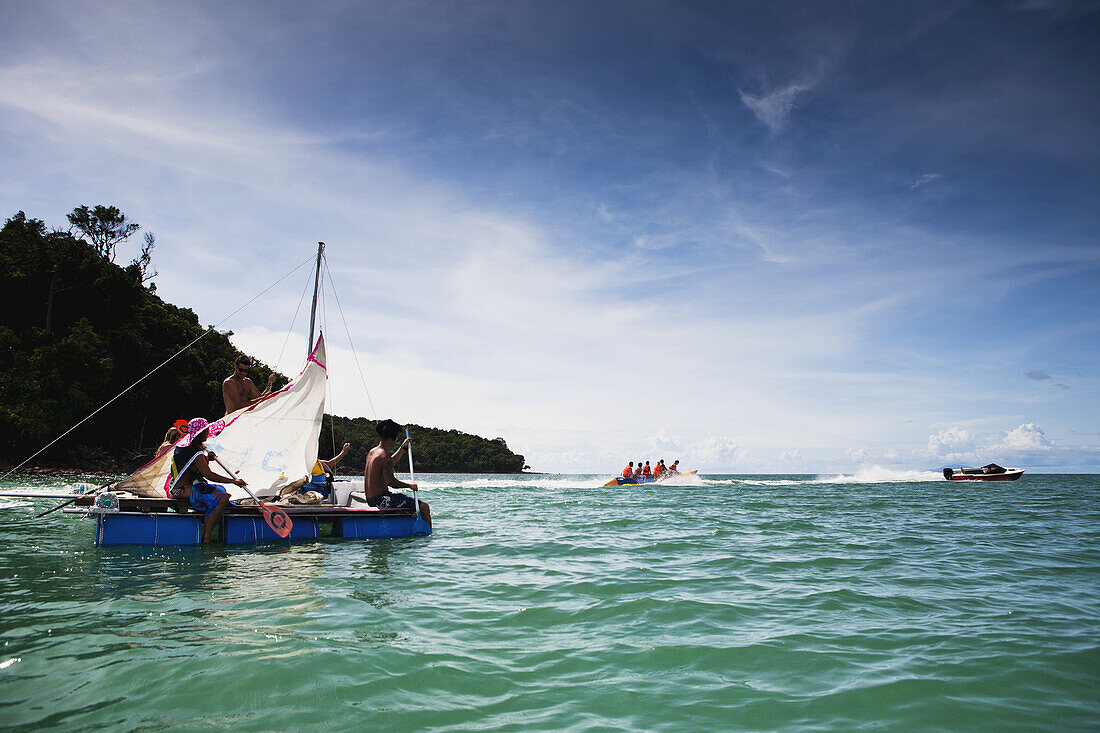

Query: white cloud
[[928, 426, 974, 457], [644, 429, 683, 457], [687, 436, 742, 467], [999, 423, 1053, 451], [846, 447, 868, 462]]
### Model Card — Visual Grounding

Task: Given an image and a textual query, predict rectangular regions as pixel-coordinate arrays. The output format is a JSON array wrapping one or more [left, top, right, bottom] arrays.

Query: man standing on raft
[[222, 354, 277, 415], [364, 419, 431, 528]]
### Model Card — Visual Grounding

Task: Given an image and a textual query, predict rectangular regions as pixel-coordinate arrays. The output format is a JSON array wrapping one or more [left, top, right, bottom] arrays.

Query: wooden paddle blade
[[260, 504, 293, 538]]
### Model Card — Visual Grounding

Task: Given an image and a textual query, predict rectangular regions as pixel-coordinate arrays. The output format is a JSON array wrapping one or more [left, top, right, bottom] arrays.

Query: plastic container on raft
[[96, 512, 202, 546], [222, 515, 320, 544], [333, 514, 430, 538]]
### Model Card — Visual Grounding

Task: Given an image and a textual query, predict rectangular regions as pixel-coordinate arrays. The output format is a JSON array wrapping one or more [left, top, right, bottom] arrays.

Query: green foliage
[[0, 209, 527, 474], [319, 416, 527, 475], [66, 205, 140, 262]]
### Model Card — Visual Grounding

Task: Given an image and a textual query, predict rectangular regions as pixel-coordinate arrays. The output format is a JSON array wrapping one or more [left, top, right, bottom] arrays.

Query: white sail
[[114, 335, 328, 500], [207, 336, 327, 499]]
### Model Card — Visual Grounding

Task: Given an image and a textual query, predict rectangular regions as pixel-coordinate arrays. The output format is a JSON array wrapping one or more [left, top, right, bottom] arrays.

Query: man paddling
[[169, 417, 246, 544], [364, 419, 431, 528], [222, 354, 277, 415]]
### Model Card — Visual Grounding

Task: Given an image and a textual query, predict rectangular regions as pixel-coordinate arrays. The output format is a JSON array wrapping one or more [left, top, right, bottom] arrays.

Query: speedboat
[[942, 464, 1024, 481]]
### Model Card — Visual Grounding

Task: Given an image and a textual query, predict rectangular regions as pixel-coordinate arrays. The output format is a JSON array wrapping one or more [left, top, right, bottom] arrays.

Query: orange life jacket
[[623, 466, 633, 477], [642, 465, 651, 476]]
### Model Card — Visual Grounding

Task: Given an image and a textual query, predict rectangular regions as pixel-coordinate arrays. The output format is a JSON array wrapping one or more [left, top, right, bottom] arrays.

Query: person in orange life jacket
[[641, 461, 652, 478], [668, 460, 680, 474], [654, 460, 667, 477], [622, 461, 634, 478]]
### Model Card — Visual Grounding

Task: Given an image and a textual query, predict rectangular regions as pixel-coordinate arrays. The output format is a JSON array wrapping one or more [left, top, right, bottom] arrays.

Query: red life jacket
[[623, 466, 633, 477]]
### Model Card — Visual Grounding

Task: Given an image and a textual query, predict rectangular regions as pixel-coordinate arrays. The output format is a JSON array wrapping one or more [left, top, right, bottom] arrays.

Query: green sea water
[[0, 471, 1097, 731]]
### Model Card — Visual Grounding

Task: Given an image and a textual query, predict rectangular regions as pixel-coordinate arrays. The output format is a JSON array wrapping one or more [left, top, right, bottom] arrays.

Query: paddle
[[405, 429, 431, 534], [209, 454, 293, 538], [405, 428, 421, 521]]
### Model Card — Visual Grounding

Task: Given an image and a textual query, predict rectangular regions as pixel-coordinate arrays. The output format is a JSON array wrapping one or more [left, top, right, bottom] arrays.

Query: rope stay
[[323, 256, 377, 420], [1, 253, 316, 481], [274, 265, 314, 375]]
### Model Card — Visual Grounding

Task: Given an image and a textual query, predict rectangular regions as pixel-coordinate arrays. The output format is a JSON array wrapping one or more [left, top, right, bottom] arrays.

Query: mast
[[307, 241, 325, 352]]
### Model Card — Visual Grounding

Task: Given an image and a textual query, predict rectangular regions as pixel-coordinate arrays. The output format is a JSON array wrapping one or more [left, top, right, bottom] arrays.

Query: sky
[[1, 0, 1098, 473]]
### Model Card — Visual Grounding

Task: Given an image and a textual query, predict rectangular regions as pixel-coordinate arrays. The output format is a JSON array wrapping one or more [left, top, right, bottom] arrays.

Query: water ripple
[[0, 473, 1097, 730]]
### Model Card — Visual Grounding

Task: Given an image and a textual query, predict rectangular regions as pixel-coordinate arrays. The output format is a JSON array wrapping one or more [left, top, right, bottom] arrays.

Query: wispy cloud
[[739, 81, 816, 133], [908, 173, 942, 189], [1026, 370, 1052, 380]]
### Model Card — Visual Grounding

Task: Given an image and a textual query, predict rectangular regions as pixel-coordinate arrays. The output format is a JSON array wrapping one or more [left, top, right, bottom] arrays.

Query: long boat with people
[[603, 459, 697, 486], [0, 243, 432, 546]]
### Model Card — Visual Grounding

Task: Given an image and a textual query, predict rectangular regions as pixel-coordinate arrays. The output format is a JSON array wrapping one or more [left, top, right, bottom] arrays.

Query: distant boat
[[942, 464, 1024, 481], [603, 470, 697, 487]]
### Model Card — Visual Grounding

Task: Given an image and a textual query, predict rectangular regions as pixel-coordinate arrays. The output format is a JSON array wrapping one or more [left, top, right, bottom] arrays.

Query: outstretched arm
[[321, 443, 351, 471], [194, 455, 246, 487]]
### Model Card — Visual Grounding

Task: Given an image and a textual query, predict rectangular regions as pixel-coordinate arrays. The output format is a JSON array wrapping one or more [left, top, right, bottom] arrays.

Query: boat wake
[[812, 466, 945, 484], [739, 466, 944, 486]]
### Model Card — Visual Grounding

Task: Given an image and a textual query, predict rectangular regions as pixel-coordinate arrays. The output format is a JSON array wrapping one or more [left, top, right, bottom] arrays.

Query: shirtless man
[[222, 355, 277, 415], [363, 419, 431, 528]]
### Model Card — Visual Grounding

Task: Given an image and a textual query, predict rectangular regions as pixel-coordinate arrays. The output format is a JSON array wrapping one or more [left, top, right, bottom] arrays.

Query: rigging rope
[[318, 261, 336, 458], [274, 264, 314, 375], [0, 253, 316, 481], [323, 257, 377, 419]]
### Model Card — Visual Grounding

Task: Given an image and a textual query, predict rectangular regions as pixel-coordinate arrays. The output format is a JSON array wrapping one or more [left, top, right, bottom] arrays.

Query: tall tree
[[67, 205, 139, 262]]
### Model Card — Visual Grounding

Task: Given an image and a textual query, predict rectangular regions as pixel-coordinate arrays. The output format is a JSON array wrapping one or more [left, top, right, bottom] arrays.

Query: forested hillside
[[321, 416, 527, 474], [0, 209, 526, 474]]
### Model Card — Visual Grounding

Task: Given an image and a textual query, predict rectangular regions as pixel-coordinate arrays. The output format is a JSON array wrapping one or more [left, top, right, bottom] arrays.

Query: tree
[[67, 205, 139, 262], [131, 231, 157, 287]]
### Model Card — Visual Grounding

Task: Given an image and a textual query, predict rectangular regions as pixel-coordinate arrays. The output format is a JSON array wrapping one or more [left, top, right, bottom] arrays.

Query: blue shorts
[[189, 482, 228, 516], [366, 491, 414, 509]]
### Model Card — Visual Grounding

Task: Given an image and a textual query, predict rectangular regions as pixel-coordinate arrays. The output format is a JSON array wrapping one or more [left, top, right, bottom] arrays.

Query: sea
[[0, 470, 1097, 731]]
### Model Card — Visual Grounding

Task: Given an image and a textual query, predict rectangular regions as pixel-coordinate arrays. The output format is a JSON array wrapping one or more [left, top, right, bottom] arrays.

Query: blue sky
[[1, 0, 1098, 472]]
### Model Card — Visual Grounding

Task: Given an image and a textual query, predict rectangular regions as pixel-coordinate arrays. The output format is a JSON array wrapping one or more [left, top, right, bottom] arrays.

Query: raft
[[73, 491, 429, 546]]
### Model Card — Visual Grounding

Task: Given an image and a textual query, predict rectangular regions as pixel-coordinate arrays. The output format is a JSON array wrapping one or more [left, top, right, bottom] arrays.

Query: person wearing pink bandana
[[169, 417, 246, 543]]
